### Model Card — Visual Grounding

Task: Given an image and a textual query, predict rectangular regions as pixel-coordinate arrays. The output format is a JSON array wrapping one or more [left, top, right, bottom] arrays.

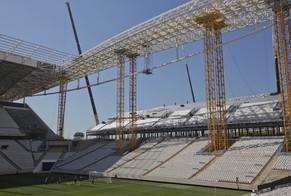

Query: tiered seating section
[[273, 155, 291, 170], [107, 138, 194, 178], [154, 109, 192, 127], [43, 152, 62, 160], [48, 137, 283, 186], [0, 102, 55, 139], [195, 138, 282, 183], [228, 100, 280, 123], [0, 90, 286, 187], [0, 155, 17, 174], [52, 141, 127, 173], [187, 107, 207, 125], [260, 186, 291, 196], [146, 140, 214, 179], [0, 107, 22, 137], [0, 137, 288, 189], [0, 140, 34, 172], [5, 107, 48, 132], [106, 138, 162, 172], [89, 94, 280, 134]]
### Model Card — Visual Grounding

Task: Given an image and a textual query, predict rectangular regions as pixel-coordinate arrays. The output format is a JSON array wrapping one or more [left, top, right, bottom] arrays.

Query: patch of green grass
[[0, 174, 248, 196]]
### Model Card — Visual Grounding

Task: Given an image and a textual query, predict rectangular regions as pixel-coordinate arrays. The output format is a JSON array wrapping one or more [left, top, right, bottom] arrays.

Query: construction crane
[[57, 1, 101, 140], [266, 0, 291, 151], [66, 1, 100, 125], [182, 45, 196, 103]]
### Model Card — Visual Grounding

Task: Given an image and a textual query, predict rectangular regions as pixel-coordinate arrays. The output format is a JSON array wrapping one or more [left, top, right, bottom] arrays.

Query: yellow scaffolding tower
[[270, 0, 291, 151], [116, 49, 126, 151], [195, 13, 228, 152], [128, 53, 139, 150], [57, 72, 68, 140]]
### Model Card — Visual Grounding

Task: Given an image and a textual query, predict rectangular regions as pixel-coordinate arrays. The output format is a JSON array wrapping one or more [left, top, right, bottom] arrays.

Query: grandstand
[[0, 102, 55, 139], [0, 0, 291, 194], [0, 92, 287, 192], [87, 94, 282, 139], [194, 138, 283, 184], [260, 186, 291, 196]]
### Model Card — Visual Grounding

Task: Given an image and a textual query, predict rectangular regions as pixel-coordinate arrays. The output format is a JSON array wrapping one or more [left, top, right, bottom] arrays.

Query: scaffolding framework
[[270, 0, 291, 151], [57, 72, 68, 140], [195, 13, 228, 152], [128, 53, 139, 150], [116, 49, 126, 151]]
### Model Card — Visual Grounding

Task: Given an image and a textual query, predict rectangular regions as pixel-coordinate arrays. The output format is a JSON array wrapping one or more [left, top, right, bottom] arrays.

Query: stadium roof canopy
[[0, 0, 273, 101]]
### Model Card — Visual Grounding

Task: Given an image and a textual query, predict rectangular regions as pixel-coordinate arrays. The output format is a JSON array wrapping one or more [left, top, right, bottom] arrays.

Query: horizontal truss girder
[[0, 0, 275, 101]]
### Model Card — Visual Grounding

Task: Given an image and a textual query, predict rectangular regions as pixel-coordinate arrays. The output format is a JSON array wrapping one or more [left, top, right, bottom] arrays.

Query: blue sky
[[1, 0, 276, 138]]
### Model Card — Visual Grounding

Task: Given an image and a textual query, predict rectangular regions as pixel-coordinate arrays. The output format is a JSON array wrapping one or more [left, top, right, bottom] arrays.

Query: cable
[[225, 44, 255, 96]]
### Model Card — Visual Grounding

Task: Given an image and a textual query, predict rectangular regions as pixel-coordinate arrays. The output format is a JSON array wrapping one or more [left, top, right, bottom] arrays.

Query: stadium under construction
[[0, 0, 291, 194]]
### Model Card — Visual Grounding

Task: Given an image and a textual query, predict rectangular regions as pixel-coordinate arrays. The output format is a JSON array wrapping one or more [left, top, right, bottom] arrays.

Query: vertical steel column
[[116, 49, 126, 151], [270, 0, 291, 151], [57, 72, 67, 140], [215, 29, 228, 150], [128, 53, 139, 150], [195, 13, 228, 152], [205, 24, 218, 152]]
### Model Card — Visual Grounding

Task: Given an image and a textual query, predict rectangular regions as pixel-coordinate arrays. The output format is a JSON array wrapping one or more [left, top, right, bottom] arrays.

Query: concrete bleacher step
[[254, 155, 279, 185], [52, 151, 66, 167], [252, 140, 284, 185], [263, 169, 291, 184], [34, 151, 46, 166], [78, 152, 114, 171], [55, 142, 109, 168], [58, 151, 66, 160], [189, 155, 218, 179], [0, 150, 21, 171], [75, 140, 96, 151], [143, 139, 196, 176], [15, 140, 30, 152], [106, 138, 165, 173]]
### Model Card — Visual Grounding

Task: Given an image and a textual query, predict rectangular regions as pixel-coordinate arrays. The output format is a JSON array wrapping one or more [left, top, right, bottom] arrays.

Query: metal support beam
[[128, 53, 139, 150], [57, 72, 68, 140], [142, 45, 153, 75], [269, 0, 291, 151], [116, 49, 126, 151], [1, 1, 276, 101], [195, 12, 228, 152], [275, 55, 281, 94]]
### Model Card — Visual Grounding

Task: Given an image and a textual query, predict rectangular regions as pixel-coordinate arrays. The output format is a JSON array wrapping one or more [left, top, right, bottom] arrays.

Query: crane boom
[[182, 46, 195, 103], [66, 1, 100, 125]]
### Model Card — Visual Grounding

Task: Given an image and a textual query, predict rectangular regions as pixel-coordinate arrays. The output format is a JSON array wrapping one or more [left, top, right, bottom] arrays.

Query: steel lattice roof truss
[[0, 0, 274, 101], [0, 35, 75, 101], [60, 0, 273, 82]]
